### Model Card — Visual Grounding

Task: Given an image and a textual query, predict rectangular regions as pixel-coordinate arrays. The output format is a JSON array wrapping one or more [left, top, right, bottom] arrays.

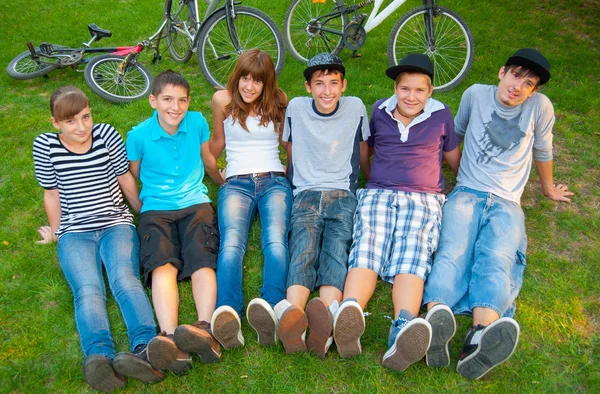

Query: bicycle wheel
[[83, 54, 153, 104], [284, 0, 347, 63], [197, 6, 285, 89], [165, 0, 194, 63], [387, 6, 474, 92], [6, 47, 61, 80]]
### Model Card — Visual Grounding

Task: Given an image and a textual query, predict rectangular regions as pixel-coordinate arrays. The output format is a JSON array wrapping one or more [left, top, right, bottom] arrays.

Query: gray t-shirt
[[283, 96, 370, 196], [455, 84, 554, 204]]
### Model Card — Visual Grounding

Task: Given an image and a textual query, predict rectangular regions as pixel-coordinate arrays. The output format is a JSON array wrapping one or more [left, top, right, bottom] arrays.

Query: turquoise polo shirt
[[126, 110, 211, 213]]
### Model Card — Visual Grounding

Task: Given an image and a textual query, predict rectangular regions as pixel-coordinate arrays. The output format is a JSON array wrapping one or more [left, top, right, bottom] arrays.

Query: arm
[[360, 142, 373, 181], [284, 141, 292, 176], [209, 90, 230, 159], [129, 160, 140, 180], [201, 141, 224, 185], [534, 160, 573, 202], [442, 147, 461, 176], [39, 188, 61, 244], [117, 171, 142, 213], [454, 87, 473, 143]]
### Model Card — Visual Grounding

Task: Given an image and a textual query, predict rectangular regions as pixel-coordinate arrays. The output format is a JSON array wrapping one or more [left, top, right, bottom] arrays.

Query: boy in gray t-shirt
[[273, 53, 370, 358]]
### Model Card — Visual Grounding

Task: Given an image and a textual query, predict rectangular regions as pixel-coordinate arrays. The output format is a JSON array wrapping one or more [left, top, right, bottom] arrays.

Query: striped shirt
[[33, 123, 134, 238]]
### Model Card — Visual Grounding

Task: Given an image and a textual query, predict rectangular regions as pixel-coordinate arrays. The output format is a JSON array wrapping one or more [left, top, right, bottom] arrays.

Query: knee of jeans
[[73, 283, 106, 302], [509, 250, 527, 293]]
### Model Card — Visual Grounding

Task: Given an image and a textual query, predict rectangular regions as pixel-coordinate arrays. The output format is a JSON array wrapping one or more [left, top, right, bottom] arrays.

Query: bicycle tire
[[6, 47, 62, 80], [165, 0, 194, 63], [83, 54, 153, 104], [284, 0, 348, 63], [197, 6, 285, 89], [387, 6, 474, 92]]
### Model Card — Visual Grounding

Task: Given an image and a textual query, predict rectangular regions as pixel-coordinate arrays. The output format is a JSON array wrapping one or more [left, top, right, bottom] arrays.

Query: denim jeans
[[423, 186, 527, 318], [57, 224, 157, 357], [216, 175, 292, 317], [287, 190, 357, 292]]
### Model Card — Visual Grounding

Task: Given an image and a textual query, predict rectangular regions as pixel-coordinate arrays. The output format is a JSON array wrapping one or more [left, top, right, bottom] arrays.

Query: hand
[[544, 183, 574, 203], [219, 168, 227, 182], [36, 226, 57, 244]]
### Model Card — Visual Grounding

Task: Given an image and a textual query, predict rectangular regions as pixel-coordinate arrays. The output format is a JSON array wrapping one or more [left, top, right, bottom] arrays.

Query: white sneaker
[[247, 298, 278, 346], [211, 305, 244, 349]]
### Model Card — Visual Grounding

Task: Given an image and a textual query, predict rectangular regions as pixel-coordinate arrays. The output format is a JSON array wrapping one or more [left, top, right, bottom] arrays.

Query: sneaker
[[83, 354, 126, 393], [333, 299, 365, 358], [247, 298, 278, 346], [174, 320, 221, 363], [113, 344, 164, 384], [425, 304, 456, 367], [275, 300, 308, 354], [306, 297, 334, 359], [147, 332, 192, 375], [211, 306, 245, 349], [381, 310, 431, 372], [457, 318, 520, 379]]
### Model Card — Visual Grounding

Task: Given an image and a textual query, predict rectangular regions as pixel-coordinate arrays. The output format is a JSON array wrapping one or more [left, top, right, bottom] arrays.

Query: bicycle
[[284, 0, 474, 92], [163, 0, 285, 88]]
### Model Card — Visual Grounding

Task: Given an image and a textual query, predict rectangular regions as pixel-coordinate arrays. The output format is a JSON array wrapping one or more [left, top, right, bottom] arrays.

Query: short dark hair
[[50, 86, 90, 121], [306, 69, 345, 84], [503, 65, 542, 88], [152, 70, 190, 96]]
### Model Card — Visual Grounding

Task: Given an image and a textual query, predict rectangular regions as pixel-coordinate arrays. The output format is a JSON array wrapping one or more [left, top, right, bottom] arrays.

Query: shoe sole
[[425, 306, 456, 367], [83, 355, 126, 393], [382, 319, 431, 372], [247, 300, 277, 347], [113, 353, 164, 384], [212, 309, 244, 349], [278, 305, 308, 354], [174, 325, 220, 363], [333, 303, 364, 358], [147, 336, 178, 370], [457, 318, 520, 379], [168, 358, 193, 376], [306, 298, 333, 359]]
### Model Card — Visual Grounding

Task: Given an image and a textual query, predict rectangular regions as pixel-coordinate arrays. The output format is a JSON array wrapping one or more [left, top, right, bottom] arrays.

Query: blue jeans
[[423, 186, 527, 318], [216, 175, 292, 317], [287, 190, 357, 292], [57, 224, 157, 358]]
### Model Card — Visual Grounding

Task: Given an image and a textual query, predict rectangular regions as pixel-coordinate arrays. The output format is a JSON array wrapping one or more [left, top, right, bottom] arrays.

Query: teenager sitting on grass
[[34, 86, 163, 392], [422, 48, 574, 379], [207, 49, 292, 349], [333, 54, 460, 372]]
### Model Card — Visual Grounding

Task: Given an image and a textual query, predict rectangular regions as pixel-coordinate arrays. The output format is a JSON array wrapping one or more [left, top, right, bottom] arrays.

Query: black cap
[[303, 52, 346, 81], [505, 48, 551, 85], [386, 54, 434, 81]]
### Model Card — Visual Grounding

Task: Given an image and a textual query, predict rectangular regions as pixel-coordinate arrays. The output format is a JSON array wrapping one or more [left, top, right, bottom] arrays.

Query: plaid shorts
[[348, 188, 446, 282]]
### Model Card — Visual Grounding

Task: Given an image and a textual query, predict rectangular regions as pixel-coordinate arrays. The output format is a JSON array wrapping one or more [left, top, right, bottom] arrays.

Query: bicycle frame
[[363, 0, 408, 32]]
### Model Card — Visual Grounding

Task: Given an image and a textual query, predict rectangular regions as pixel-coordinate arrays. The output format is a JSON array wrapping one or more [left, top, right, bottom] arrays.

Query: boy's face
[[52, 106, 93, 148], [496, 66, 540, 107], [238, 74, 264, 105], [304, 71, 347, 114], [149, 84, 190, 135], [394, 73, 433, 117]]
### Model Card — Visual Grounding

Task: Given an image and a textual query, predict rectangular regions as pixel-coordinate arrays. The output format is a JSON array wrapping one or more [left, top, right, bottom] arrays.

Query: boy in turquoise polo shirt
[[126, 70, 223, 375]]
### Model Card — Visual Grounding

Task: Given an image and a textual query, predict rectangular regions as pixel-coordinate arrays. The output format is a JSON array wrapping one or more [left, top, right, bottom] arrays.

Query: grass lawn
[[0, 0, 598, 392]]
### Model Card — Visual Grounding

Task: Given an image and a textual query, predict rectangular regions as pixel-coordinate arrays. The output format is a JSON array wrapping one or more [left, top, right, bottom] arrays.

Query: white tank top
[[224, 115, 285, 177]]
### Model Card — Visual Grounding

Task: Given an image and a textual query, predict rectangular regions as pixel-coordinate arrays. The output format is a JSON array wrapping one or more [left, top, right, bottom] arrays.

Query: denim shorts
[[138, 203, 219, 286], [287, 189, 357, 292], [423, 186, 527, 318]]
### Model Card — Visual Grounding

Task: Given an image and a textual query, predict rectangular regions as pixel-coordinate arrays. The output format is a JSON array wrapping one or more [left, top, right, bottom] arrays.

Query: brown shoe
[[277, 304, 308, 354], [174, 321, 221, 363], [147, 332, 178, 371], [113, 344, 164, 384], [83, 354, 126, 393], [306, 298, 334, 359]]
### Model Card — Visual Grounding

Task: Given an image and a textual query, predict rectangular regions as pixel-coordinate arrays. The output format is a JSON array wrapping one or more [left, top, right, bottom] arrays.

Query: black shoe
[[83, 354, 126, 393], [457, 318, 520, 379], [113, 344, 164, 384]]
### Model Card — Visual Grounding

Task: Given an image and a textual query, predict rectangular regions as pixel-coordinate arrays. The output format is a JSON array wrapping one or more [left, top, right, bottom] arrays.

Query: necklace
[[395, 105, 423, 120]]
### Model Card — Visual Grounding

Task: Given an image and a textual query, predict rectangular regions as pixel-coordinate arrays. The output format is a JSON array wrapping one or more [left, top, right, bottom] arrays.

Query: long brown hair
[[225, 49, 287, 133]]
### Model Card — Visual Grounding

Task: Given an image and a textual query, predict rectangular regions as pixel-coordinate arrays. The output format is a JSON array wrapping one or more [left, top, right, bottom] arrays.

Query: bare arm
[[202, 141, 224, 185], [117, 171, 142, 213], [534, 160, 573, 202], [129, 160, 141, 180], [360, 142, 373, 181], [38, 188, 61, 243], [284, 141, 292, 177], [442, 147, 461, 176], [209, 90, 230, 159]]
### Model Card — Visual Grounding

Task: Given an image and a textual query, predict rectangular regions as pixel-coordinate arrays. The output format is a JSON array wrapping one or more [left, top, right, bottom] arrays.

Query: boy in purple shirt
[[332, 54, 460, 371]]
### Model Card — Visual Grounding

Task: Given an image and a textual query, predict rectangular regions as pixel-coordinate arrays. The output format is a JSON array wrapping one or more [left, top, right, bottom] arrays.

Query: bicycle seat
[[88, 24, 112, 41]]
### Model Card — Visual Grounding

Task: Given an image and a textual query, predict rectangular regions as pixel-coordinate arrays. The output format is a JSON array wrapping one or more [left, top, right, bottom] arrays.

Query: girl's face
[[238, 74, 264, 105], [51, 106, 93, 149]]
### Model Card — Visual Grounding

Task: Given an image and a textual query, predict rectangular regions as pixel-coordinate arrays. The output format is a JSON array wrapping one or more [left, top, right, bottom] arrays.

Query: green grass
[[0, 0, 598, 392]]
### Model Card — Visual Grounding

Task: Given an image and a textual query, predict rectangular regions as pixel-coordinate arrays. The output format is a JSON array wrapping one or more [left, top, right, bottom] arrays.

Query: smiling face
[[496, 66, 540, 107], [149, 84, 190, 135], [305, 70, 347, 114], [52, 106, 94, 150], [238, 74, 264, 105], [394, 72, 433, 118]]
